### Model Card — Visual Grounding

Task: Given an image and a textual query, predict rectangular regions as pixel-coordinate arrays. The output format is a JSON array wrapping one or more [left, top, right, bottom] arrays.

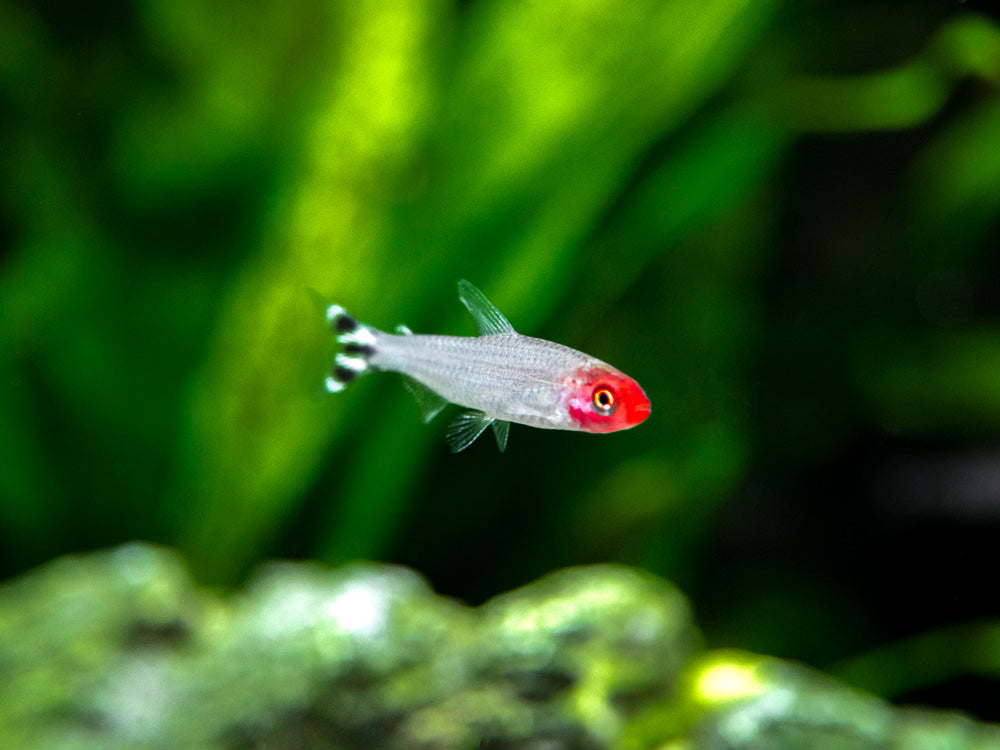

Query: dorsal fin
[[457, 280, 516, 336]]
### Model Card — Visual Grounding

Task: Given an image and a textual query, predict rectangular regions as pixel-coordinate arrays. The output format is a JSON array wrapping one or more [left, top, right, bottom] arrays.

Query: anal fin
[[491, 420, 510, 453], [446, 410, 494, 453], [402, 376, 449, 424]]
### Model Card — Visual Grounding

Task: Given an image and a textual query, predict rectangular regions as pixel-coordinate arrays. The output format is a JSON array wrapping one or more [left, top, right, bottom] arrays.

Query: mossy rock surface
[[0, 544, 997, 749]]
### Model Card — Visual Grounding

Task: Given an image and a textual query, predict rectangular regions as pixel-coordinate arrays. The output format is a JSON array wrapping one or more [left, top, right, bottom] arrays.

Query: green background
[[2, 0, 1000, 721]]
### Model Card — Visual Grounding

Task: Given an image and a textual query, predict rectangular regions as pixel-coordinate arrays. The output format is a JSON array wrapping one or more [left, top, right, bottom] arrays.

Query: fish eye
[[592, 386, 617, 416]]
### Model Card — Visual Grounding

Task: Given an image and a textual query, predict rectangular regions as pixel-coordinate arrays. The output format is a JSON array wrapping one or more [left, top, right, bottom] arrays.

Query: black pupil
[[596, 390, 613, 408]]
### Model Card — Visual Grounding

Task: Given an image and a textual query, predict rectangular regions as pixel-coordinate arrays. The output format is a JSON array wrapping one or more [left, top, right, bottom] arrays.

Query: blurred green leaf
[[171, 0, 446, 581], [833, 620, 1000, 700], [762, 13, 1000, 132], [859, 329, 1000, 435]]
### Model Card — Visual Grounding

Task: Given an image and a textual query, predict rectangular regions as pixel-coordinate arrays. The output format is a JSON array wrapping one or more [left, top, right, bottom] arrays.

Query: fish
[[321, 280, 650, 453]]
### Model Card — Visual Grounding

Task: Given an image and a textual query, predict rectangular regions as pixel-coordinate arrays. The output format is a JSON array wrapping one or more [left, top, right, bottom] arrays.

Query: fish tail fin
[[315, 293, 380, 394]]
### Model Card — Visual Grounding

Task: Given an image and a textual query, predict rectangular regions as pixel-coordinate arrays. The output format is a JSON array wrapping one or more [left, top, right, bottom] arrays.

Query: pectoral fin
[[446, 410, 494, 453]]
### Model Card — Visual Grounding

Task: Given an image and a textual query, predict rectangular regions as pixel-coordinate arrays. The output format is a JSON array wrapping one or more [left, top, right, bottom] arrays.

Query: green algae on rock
[[0, 544, 998, 749]]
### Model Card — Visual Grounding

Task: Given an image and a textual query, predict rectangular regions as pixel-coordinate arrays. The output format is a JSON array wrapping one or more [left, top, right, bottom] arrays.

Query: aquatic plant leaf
[[171, 0, 447, 582]]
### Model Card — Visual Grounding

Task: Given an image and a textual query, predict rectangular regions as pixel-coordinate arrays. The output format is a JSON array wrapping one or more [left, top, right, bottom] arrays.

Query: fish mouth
[[631, 401, 651, 423]]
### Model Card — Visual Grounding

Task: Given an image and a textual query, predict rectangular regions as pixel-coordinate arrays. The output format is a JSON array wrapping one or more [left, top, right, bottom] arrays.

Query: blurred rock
[[0, 543, 996, 749]]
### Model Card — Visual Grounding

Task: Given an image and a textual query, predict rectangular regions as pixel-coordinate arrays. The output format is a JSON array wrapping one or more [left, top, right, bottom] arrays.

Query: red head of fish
[[563, 367, 651, 433]]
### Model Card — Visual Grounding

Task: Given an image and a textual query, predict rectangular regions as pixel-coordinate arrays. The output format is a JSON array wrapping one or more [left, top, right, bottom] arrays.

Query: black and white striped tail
[[323, 303, 378, 394]]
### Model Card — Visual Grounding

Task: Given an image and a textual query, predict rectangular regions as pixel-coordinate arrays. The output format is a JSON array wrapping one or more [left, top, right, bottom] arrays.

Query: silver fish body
[[371, 331, 607, 430], [322, 280, 650, 452]]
